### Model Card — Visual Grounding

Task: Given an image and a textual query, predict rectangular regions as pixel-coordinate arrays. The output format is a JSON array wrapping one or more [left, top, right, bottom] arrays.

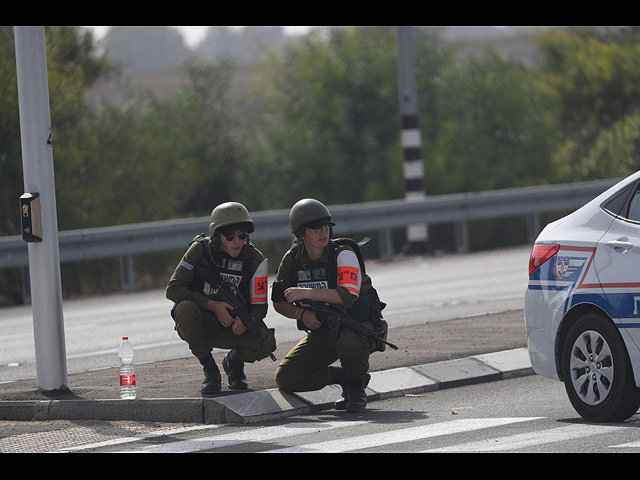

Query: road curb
[[0, 348, 534, 424]]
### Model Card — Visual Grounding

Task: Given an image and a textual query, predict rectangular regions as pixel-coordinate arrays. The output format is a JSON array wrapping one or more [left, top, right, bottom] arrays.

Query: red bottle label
[[120, 374, 136, 386]]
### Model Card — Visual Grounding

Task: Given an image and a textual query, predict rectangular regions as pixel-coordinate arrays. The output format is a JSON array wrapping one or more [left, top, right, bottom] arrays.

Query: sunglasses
[[307, 224, 331, 234], [222, 231, 249, 241]]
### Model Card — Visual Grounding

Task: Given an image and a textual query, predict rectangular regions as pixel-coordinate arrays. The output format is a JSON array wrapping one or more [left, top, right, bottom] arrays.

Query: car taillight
[[529, 244, 560, 276]]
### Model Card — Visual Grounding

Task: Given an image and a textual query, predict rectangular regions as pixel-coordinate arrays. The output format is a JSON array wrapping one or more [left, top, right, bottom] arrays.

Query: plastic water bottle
[[118, 336, 136, 399]]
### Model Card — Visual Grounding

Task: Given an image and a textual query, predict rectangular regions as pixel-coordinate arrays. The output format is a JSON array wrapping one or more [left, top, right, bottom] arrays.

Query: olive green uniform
[[166, 239, 275, 363], [273, 242, 381, 392]]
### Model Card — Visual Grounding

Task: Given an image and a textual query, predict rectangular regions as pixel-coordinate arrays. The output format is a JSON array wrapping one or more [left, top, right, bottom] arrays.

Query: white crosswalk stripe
[[106, 416, 640, 453], [423, 423, 627, 452], [119, 417, 542, 453], [119, 420, 367, 453], [261, 417, 543, 453], [56, 424, 214, 452], [611, 441, 640, 449]]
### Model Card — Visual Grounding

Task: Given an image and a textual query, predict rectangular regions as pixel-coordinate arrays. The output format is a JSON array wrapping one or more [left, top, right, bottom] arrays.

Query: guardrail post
[[454, 221, 470, 253], [526, 213, 540, 245], [378, 228, 394, 262], [21, 266, 31, 305], [120, 255, 135, 292]]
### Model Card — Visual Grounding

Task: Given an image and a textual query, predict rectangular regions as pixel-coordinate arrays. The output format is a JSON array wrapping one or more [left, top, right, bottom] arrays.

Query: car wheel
[[562, 313, 640, 422]]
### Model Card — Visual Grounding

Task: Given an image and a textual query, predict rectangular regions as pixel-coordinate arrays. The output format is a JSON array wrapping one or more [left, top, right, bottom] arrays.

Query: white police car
[[526, 170, 640, 422]]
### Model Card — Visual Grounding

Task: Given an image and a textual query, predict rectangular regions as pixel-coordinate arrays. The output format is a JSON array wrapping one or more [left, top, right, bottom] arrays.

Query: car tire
[[562, 313, 640, 422]]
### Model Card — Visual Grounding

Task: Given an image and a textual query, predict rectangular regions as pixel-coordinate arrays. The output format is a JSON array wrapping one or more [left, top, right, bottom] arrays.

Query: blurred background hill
[[88, 26, 543, 104]]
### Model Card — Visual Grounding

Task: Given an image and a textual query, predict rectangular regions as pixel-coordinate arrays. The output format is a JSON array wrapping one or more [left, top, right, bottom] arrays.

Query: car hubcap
[[569, 330, 614, 406]]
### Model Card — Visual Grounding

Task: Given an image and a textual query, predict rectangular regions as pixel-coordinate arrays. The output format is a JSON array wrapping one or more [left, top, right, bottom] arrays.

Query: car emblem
[[555, 256, 586, 280]]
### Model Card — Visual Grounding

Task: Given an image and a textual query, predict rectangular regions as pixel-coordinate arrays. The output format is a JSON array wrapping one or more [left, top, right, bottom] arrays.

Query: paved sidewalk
[[0, 310, 531, 425], [0, 347, 533, 424]]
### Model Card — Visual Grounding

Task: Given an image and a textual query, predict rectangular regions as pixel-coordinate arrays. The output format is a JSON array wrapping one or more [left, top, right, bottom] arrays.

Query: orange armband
[[337, 266, 360, 295]]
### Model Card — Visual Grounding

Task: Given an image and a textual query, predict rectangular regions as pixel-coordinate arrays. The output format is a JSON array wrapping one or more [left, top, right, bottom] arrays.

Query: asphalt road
[[87, 376, 638, 454], [9, 372, 640, 453], [0, 245, 530, 386]]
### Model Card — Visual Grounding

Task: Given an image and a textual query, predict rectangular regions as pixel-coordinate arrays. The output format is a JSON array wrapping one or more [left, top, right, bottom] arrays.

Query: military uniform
[[166, 202, 275, 394], [167, 238, 274, 361], [272, 199, 387, 412]]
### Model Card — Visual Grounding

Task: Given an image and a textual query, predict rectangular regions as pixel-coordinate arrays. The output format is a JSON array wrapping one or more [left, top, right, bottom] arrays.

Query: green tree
[[55, 58, 241, 229], [425, 51, 560, 194], [0, 26, 110, 236], [535, 27, 640, 180], [243, 27, 406, 209], [169, 59, 243, 215], [0, 27, 22, 236], [580, 111, 640, 179]]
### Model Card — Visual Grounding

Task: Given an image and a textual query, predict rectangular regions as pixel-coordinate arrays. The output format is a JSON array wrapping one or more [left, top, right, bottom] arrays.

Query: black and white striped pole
[[396, 26, 427, 253]]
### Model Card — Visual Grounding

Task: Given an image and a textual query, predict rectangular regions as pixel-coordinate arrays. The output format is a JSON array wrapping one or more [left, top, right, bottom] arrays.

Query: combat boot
[[328, 367, 370, 411], [222, 349, 248, 390], [198, 353, 221, 395], [346, 376, 368, 413]]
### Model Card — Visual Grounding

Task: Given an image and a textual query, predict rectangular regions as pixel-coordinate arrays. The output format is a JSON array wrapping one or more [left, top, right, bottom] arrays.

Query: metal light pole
[[14, 26, 68, 392], [396, 26, 428, 253]]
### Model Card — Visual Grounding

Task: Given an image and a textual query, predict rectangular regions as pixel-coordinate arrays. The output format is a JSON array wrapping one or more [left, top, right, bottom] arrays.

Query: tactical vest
[[290, 238, 385, 324], [190, 235, 254, 305], [291, 238, 364, 288]]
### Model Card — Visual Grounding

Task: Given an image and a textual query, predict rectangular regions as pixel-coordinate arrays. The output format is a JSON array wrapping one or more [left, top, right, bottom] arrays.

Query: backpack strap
[[329, 237, 368, 273]]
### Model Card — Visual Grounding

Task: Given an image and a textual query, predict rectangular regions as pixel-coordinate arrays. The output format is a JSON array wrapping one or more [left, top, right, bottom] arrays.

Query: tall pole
[[396, 26, 428, 253], [14, 26, 68, 392]]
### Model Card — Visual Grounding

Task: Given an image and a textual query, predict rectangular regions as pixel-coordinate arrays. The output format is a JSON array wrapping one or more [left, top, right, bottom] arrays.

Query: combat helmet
[[209, 202, 254, 237], [289, 198, 334, 234]]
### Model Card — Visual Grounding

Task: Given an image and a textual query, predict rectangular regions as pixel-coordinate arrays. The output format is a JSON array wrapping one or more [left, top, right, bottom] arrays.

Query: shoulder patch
[[179, 260, 194, 270]]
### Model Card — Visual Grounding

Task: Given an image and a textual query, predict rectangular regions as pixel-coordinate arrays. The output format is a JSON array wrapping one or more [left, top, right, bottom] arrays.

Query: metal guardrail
[[0, 178, 619, 294]]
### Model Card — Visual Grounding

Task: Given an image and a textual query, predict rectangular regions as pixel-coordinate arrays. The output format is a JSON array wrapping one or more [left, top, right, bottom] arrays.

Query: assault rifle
[[294, 299, 398, 351], [194, 264, 276, 361]]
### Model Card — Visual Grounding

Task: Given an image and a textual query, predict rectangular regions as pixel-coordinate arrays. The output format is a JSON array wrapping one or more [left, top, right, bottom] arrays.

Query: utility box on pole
[[14, 26, 68, 392]]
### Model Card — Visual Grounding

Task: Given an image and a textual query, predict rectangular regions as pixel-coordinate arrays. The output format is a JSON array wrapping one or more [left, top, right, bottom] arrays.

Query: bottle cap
[[122, 336, 128, 340]]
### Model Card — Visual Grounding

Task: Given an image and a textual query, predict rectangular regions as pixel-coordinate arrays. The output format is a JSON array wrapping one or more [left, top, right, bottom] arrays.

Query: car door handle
[[606, 240, 634, 252]]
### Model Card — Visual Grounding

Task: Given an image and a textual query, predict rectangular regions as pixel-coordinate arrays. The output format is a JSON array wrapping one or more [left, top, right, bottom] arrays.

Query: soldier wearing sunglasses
[[166, 202, 275, 395]]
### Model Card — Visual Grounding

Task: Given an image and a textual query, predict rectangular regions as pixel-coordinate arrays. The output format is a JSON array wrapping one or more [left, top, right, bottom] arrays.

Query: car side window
[[603, 182, 634, 216], [627, 187, 640, 222]]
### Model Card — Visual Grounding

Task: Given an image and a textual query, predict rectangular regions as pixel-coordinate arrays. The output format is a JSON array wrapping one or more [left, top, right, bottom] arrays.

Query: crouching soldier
[[166, 202, 276, 395]]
